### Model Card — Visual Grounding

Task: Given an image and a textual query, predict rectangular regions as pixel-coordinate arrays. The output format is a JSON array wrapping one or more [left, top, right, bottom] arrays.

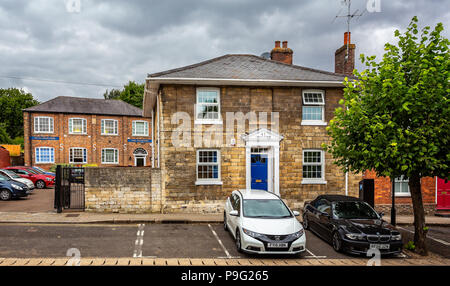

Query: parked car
[[30, 166, 55, 176], [0, 169, 35, 192], [0, 173, 30, 201], [302, 195, 403, 256], [4, 167, 54, 189], [224, 189, 306, 255]]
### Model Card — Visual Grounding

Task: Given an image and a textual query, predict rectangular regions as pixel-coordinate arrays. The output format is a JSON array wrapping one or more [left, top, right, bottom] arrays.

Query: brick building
[[23, 97, 152, 169], [142, 36, 363, 213]]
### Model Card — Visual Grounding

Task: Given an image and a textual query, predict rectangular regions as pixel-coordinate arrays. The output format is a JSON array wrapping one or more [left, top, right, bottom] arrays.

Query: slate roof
[[148, 54, 349, 82], [24, 96, 143, 117]]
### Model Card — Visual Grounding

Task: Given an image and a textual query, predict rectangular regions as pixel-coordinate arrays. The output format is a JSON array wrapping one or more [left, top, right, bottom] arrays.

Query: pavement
[[0, 211, 449, 226], [1, 257, 448, 266]]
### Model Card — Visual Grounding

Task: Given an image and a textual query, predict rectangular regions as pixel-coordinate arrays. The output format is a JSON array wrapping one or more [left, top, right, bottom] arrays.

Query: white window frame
[[195, 149, 222, 185], [69, 147, 87, 164], [101, 119, 118, 135], [68, 118, 87, 134], [132, 120, 149, 136], [101, 148, 119, 164], [34, 116, 54, 134], [301, 149, 327, 184], [394, 176, 411, 197], [194, 87, 222, 125], [35, 147, 55, 164], [301, 89, 327, 126]]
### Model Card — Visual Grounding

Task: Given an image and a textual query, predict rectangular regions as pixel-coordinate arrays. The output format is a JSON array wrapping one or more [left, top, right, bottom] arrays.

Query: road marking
[[305, 248, 322, 258], [133, 224, 145, 258], [397, 226, 450, 246], [208, 224, 231, 259], [398, 226, 450, 246]]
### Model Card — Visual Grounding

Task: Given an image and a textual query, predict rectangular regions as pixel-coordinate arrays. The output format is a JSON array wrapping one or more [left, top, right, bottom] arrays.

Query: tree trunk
[[409, 173, 428, 256]]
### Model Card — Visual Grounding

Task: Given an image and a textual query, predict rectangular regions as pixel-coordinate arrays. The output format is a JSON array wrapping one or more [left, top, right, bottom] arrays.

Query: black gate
[[55, 165, 85, 212]]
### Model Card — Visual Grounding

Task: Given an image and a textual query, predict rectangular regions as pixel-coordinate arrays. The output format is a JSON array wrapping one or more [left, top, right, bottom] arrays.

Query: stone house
[[23, 96, 152, 169], [142, 35, 363, 213]]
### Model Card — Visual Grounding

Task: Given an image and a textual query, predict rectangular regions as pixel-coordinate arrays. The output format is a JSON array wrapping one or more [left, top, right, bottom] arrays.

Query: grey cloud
[[0, 0, 448, 102]]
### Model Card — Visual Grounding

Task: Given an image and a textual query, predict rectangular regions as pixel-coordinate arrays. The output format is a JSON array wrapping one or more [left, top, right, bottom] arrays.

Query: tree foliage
[[103, 81, 144, 108], [0, 88, 39, 139], [325, 17, 449, 255]]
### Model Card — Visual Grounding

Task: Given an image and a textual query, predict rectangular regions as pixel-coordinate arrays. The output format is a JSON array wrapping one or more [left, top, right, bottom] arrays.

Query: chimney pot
[[275, 41, 280, 48], [344, 32, 351, 45], [282, 41, 288, 48]]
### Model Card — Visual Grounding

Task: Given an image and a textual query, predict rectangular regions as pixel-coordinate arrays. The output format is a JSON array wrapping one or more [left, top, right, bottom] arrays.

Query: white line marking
[[133, 224, 145, 258], [306, 248, 321, 258], [208, 224, 231, 259], [304, 255, 327, 258], [398, 226, 450, 246]]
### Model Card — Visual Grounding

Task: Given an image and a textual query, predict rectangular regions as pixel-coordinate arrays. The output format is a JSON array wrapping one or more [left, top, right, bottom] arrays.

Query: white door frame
[[134, 155, 146, 166], [242, 128, 283, 196]]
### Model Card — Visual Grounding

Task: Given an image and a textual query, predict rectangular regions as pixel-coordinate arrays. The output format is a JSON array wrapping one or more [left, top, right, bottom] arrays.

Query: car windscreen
[[243, 199, 292, 218], [333, 201, 379, 219], [1, 170, 21, 179], [27, 168, 40, 174], [0, 174, 9, 181]]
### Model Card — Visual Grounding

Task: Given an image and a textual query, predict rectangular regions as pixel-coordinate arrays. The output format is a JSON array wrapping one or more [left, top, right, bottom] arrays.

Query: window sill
[[301, 121, 327, 126], [69, 133, 88, 135], [194, 119, 223, 125], [132, 135, 149, 137], [101, 134, 119, 136], [33, 132, 54, 134], [395, 193, 411, 197], [301, 180, 327, 185], [195, 180, 223, 186]]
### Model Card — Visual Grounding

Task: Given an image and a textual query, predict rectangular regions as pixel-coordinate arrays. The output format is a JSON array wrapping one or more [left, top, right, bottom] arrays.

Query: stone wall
[[85, 167, 153, 213], [156, 85, 363, 213]]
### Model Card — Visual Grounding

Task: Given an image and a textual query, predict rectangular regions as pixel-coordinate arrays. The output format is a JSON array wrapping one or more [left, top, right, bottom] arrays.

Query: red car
[[5, 167, 55, 189]]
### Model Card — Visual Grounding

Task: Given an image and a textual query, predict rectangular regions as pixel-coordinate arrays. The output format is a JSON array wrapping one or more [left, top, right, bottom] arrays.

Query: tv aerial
[[333, 0, 365, 60]]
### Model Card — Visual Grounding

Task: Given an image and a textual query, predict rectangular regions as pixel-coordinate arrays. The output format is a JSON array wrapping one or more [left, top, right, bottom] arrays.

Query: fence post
[[55, 165, 62, 213]]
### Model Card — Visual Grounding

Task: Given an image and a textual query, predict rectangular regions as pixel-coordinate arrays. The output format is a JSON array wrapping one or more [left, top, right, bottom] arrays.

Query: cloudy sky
[[0, 0, 448, 102]]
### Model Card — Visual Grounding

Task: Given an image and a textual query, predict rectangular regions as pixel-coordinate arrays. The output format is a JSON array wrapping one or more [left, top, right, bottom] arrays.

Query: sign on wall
[[30, 136, 60, 141], [127, 139, 152, 143]]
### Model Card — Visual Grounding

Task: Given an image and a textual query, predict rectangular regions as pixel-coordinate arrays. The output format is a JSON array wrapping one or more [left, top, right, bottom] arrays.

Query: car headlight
[[46, 177, 52, 181], [391, 234, 402, 241], [242, 228, 263, 238], [291, 229, 305, 239], [11, 183, 23, 190], [345, 233, 366, 240]]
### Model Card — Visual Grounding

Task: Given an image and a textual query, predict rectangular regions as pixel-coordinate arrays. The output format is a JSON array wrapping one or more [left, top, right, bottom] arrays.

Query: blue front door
[[251, 154, 268, 191]]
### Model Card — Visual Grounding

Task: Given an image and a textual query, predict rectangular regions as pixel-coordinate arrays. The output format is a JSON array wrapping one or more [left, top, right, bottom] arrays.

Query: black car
[[302, 195, 403, 256]]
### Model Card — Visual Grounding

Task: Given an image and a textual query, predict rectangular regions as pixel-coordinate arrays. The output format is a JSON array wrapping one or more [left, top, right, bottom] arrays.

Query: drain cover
[[65, 214, 80, 217]]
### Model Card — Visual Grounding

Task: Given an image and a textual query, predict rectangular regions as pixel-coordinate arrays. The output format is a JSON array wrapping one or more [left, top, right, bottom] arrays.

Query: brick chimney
[[270, 40, 293, 65], [335, 32, 355, 75]]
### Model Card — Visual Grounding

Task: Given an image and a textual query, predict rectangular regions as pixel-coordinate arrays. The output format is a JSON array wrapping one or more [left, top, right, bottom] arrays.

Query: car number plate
[[370, 244, 390, 250], [268, 243, 288, 248]]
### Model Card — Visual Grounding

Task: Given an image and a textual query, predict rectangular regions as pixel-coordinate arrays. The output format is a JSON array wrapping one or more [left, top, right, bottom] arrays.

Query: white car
[[224, 189, 306, 255], [0, 169, 35, 192]]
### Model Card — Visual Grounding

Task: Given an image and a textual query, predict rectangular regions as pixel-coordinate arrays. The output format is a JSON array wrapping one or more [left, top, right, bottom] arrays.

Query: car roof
[[315, 195, 362, 202], [234, 189, 280, 200]]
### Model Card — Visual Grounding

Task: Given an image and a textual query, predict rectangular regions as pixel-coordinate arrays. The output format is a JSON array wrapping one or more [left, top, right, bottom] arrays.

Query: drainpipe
[[345, 171, 349, 196], [391, 178, 396, 226]]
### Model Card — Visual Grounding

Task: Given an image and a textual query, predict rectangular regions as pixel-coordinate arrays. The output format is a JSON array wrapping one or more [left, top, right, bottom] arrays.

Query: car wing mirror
[[378, 212, 384, 218], [293, 211, 300, 217], [322, 212, 330, 218], [229, 210, 239, 216]]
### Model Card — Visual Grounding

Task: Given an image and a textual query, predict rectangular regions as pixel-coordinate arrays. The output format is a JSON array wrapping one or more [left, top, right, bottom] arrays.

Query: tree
[[0, 88, 39, 139], [325, 17, 449, 255], [103, 81, 144, 108], [0, 124, 13, 144]]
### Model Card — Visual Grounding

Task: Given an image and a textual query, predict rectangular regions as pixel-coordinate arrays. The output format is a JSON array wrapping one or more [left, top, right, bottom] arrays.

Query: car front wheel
[[235, 230, 242, 253], [0, 189, 12, 201], [332, 231, 343, 252], [223, 212, 228, 231], [302, 214, 309, 230], [36, 180, 45, 189]]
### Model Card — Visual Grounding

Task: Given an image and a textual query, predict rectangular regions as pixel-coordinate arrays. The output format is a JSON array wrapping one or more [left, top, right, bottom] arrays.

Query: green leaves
[[103, 81, 144, 108], [325, 17, 449, 180]]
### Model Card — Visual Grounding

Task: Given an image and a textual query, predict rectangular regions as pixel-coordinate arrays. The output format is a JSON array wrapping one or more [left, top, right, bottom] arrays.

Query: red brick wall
[[23, 112, 152, 169], [364, 170, 436, 206], [0, 147, 10, 168]]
